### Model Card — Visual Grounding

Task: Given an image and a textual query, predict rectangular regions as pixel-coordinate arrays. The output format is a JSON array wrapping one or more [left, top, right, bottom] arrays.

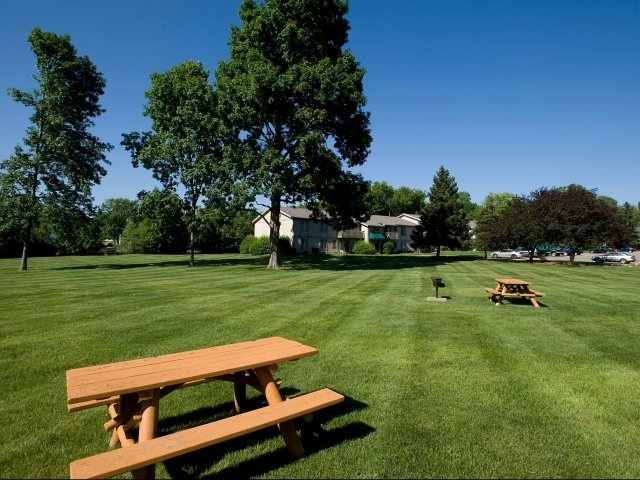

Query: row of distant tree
[[366, 168, 638, 259], [1, 1, 638, 267], [1, 1, 376, 270]]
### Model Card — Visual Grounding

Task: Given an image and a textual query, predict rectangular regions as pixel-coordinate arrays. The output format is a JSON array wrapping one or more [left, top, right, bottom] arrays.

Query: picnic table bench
[[485, 278, 545, 308], [66, 336, 344, 479]]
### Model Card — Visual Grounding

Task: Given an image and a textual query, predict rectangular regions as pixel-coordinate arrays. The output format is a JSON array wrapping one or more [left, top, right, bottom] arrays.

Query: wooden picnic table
[[66, 336, 343, 479], [484, 278, 545, 308]]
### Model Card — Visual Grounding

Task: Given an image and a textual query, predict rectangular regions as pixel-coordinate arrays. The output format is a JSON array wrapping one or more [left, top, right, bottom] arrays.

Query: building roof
[[362, 215, 418, 227], [255, 207, 419, 228]]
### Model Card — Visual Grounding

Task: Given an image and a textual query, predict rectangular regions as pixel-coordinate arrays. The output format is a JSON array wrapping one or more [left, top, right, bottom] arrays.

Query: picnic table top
[[66, 336, 318, 406], [496, 278, 531, 285]]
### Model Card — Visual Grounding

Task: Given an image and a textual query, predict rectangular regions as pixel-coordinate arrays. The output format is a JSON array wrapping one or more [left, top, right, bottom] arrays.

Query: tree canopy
[[475, 185, 633, 263], [411, 166, 469, 256], [122, 60, 225, 266], [1, 27, 111, 269], [216, 0, 371, 268]]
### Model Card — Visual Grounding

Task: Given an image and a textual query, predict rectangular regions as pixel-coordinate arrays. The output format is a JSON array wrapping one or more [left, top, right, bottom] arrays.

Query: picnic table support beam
[[233, 377, 247, 413], [254, 366, 305, 458], [132, 389, 160, 480]]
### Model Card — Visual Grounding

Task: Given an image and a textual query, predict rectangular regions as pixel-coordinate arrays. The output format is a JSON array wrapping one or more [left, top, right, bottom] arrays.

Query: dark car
[[591, 246, 613, 254], [617, 247, 635, 253], [536, 245, 565, 256]]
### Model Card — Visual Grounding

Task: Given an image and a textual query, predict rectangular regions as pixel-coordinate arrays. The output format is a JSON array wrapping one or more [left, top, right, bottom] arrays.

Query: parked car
[[563, 247, 583, 255], [514, 247, 532, 257], [617, 246, 635, 253], [591, 252, 636, 264], [491, 248, 523, 259], [536, 245, 565, 256], [591, 246, 613, 254]]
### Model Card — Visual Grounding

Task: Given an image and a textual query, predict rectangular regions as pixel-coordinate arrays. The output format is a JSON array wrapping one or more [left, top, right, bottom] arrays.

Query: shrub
[[239, 235, 256, 254], [249, 236, 270, 255], [382, 241, 395, 254], [352, 240, 376, 255], [278, 236, 293, 254], [240, 235, 294, 255]]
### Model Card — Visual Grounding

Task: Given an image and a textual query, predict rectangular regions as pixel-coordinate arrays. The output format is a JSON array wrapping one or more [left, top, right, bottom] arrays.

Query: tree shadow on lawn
[[52, 255, 269, 271], [280, 253, 479, 271], [53, 253, 479, 272], [159, 392, 371, 479]]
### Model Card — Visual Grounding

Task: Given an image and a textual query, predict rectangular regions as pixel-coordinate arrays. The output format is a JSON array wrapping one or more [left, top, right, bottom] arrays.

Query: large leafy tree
[[122, 189, 188, 254], [216, 0, 371, 268], [1, 28, 111, 270], [122, 61, 224, 267], [539, 185, 632, 262], [364, 181, 394, 215], [97, 197, 137, 245], [473, 193, 516, 258], [411, 166, 469, 256], [389, 186, 426, 216]]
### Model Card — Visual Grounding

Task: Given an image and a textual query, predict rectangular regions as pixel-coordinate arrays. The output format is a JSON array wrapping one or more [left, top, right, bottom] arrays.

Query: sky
[[1, 0, 639, 208]]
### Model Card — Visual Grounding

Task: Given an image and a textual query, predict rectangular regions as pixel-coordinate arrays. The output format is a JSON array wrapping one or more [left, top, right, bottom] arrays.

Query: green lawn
[[1, 252, 639, 479]]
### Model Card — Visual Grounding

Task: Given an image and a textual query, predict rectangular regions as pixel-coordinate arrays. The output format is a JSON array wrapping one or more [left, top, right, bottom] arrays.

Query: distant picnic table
[[484, 278, 545, 308]]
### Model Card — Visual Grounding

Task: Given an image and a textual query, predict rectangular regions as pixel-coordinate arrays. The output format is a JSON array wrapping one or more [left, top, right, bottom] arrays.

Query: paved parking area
[[502, 251, 637, 265]]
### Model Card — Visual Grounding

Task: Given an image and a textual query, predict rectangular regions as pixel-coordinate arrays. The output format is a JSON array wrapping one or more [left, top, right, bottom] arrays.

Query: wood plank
[[69, 388, 344, 480], [67, 337, 318, 406]]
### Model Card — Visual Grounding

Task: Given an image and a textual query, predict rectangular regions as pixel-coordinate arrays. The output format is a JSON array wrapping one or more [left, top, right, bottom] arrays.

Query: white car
[[491, 249, 523, 259], [592, 251, 636, 264]]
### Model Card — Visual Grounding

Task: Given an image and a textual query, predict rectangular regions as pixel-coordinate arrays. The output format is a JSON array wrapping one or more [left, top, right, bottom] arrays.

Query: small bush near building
[[278, 236, 293, 254], [239, 235, 256, 254], [382, 241, 395, 254], [352, 240, 376, 255], [240, 235, 293, 255]]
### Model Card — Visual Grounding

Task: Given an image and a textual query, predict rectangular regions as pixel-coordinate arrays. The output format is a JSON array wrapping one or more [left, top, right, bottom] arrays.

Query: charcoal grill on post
[[430, 276, 445, 298]]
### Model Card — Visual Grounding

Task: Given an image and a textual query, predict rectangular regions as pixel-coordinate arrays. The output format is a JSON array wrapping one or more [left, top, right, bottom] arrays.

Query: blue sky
[[2, 0, 639, 207]]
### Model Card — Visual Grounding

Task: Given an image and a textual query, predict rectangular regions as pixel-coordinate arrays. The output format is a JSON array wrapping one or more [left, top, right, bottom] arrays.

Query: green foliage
[[352, 240, 376, 254], [121, 60, 226, 266], [411, 166, 469, 256], [382, 241, 395, 254], [364, 181, 394, 215], [121, 189, 188, 254], [239, 235, 290, 255], [249, 236, 271, 255], [483, 185, 634, 262], [216, 0, 371, 267], [364, 181, 427, 216], [278, 236, 293, 254], [390, 186, 426, 216], [239, 235, 256, 254], [1, 27, 112, 269], [97, 198, 137, 242]]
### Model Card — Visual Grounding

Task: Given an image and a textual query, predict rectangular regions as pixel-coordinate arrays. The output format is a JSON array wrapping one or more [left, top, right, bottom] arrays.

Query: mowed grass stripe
[[1, 253, 640, 479]]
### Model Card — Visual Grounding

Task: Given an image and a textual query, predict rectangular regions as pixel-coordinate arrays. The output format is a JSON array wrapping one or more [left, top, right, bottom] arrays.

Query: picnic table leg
[[529, 296, 540, 308], [233, 378, 247, 413], [254, 366, 305, 458], [132, 388, 160, 480]]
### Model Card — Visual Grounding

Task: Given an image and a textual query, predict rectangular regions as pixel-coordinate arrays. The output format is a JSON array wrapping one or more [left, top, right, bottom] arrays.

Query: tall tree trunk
[[268, 198, 281, 269], [188, 230, 195, 267], [19, 217, 33, 271], [436, 244, 441, 257]]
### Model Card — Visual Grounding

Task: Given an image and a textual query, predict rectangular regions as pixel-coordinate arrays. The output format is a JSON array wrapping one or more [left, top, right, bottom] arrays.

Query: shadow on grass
[[52, 255, 269, 271], [159, 393, 371, 479], [491, 297, 548, 308], [52, 253, 481, 272]]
